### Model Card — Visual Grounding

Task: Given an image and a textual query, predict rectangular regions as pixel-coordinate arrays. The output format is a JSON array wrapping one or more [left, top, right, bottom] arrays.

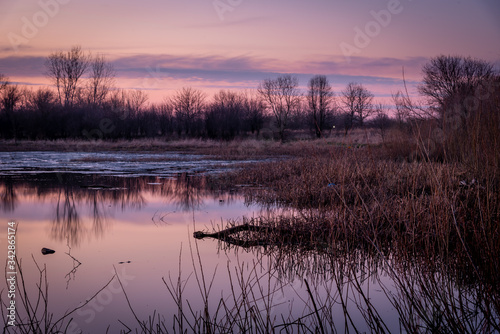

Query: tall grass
[[211, 128, 499, 331]]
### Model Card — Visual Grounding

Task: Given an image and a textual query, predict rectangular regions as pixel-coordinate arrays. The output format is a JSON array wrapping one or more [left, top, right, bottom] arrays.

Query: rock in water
[[41, 248, 55, 255]]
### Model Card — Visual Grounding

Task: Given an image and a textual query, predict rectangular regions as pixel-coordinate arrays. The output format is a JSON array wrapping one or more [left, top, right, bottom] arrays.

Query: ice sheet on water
[[0, 151, 252, 177]]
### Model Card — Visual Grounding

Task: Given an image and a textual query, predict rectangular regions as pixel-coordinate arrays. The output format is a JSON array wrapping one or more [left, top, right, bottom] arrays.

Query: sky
[[0, 0, 499, 103]]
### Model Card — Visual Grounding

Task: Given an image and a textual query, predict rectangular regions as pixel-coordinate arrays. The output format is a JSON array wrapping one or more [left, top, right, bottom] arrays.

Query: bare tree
[[1, 84, 23, 113], [108, 89, 127, 113], [1, 83, 23, 139], [419, 55, 495, 111], [258, 74, 301, 141], [373, 104, 391, 143], [45, 46, 90, 107], [86, 54, 115, 107], [392, 91, 412, 124], [154, 99, 175, 136], [0, 74, 7, 91], [417, 56, 499, 163], [340, 82, 374, 133], [241, 91, 265, 136], [27, 87, 57, 114], [307, 75, 335, 138], [25, 88, 59, 139], [170, 87, 206, 136], [418, 55, 497, 135], [126, 89, 149, 115], [206, 90, 244, 140], [116, 89, 149, 138]]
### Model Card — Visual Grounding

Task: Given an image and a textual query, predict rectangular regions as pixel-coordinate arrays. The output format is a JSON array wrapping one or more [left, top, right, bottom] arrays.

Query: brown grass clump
[[200, 140, 500, 332], [220, 142, 499, 288]]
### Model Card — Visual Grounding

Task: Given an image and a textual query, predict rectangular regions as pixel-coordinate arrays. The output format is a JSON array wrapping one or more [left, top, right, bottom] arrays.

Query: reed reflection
[[194, 212, 500, 333]]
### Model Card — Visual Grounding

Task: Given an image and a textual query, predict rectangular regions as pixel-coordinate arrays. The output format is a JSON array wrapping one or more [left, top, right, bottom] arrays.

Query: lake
[[1, 151, 496, 333]]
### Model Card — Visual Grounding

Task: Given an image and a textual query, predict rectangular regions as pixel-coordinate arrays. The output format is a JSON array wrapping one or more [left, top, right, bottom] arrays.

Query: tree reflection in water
[[0, 173, 234, 246], [0, 176, 16, 212], [53, 189, 82, 246]]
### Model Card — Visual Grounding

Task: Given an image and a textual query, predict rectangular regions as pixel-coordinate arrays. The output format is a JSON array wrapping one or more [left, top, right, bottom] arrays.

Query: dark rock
[[41, 248, 55, 255]]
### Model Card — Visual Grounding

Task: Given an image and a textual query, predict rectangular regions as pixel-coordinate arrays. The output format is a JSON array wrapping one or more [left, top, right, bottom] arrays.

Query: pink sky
[[1, 0, 499, 103]]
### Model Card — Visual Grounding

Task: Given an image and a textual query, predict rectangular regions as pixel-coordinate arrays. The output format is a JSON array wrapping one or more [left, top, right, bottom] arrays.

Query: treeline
[[0, 85, 268, 141], [0, 46, 390, 141], [0, 47, 499, 150]]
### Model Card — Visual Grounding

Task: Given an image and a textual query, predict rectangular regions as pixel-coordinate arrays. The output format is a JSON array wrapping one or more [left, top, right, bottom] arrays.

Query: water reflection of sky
[[1, 173, 274, 332], [0, 172, 397, 333]]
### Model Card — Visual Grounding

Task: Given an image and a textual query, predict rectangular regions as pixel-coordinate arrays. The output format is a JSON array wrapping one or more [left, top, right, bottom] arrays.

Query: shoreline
[[0, 137, 376, 161]]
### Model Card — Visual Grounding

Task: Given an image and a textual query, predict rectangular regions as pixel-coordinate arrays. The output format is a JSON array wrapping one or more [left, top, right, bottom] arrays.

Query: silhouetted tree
[[86, 54, 115, 107], [107, 89, 127, 113], [340, 82, 374, 133], [258, 74, 301, 141], [126, 89, 148, 115], [418, 55, 498, 138], [170, 87, 206, 137], [241, 92, 265, 135], [307, 75, 335, 138], [124, 89, 148, 138], [419, 55, 495, 112], [45, 46, 90, 107], [418, 56, 499, 164], [0, 83, 23, 139], [0, 74, 7, 91], [206, 90, 243, 140], [25, 87, 59, 139], [141, 101, 176, 138]]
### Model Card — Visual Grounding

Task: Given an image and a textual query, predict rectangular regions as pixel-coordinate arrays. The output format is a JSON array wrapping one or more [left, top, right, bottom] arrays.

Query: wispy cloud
[[0, 53, 425, 99], [301, 56, 428, 79], [0, 55, 45, 77], [0, 53, 427, 80], [110, 53, 427, 81], [112, 54, 271, 74]]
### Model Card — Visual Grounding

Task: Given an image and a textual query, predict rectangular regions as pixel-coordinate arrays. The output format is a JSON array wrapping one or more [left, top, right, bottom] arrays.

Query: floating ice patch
[[0, 151, 266, 177]]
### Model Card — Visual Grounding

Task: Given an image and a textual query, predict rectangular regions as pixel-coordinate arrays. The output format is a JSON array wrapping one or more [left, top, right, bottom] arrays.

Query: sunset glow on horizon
[[1, 0, 499, 102]]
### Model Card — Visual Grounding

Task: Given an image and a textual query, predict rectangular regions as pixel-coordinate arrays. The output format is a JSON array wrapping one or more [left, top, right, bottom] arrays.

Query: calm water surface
[[1, 172, 270, 332], [1, 152, 495, 333]]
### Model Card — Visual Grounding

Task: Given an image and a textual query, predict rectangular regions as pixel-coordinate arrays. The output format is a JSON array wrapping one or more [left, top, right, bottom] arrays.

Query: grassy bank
[[218, 141, 499, 287], [0, 137, 313, 158], [0, 128, 378, 155], [203, 140, 499, 332]]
